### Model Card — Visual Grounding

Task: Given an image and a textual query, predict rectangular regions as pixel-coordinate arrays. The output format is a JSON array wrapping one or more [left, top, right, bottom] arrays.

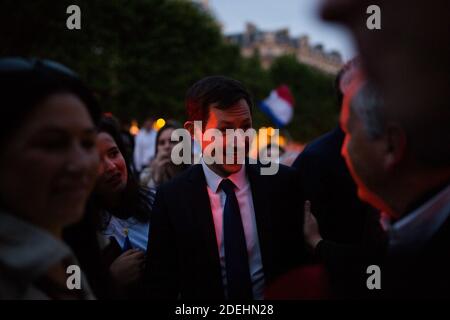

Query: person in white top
[[133, 118, 157, 172], [93, 117, 154, 296]]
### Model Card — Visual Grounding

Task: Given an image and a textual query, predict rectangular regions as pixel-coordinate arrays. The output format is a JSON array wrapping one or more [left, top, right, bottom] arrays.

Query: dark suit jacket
[[145, 162, 305, 299], [292, 126, 378, 244], [378, 212, 450, 299], [292, 127, 386, 297]]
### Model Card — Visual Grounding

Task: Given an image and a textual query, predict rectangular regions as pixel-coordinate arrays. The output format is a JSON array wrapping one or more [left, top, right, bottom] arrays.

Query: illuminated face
[[0, 93, 99, 235], [201, 99, 252, 177], [95, 132, 128, 196], [340, 91, 386, 210]]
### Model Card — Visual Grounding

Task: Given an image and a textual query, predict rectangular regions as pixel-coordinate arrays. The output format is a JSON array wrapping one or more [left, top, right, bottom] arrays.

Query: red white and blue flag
[[259, 85, 295, 128]]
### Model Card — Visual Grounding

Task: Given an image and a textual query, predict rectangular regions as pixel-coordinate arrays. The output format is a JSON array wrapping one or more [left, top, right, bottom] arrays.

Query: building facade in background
[[227, 23, 343, 74]]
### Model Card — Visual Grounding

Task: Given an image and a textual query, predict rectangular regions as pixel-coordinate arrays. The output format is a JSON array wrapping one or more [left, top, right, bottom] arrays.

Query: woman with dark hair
[[140, 121, 189, 188], [91, 116, 154, 296], [0, 57, 101, 299]]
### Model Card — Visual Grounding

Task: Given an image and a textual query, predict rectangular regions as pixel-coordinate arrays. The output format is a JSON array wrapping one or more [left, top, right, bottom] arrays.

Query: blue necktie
[[122, 228, 133, 252], [219, 179, 253, 300]]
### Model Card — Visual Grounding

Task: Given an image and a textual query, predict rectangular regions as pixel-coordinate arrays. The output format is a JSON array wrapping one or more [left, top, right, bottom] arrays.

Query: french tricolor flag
[[259, 85, 295, 128]]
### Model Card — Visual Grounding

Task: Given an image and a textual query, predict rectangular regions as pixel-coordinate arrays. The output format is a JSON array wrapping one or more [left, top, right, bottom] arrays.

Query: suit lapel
[[187, 164, 224, 297], [246, 163, 275, 278]]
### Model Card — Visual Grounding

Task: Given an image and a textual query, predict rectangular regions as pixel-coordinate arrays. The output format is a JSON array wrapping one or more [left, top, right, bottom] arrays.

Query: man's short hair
[[185, 76, 253, 126], [350, 81, 385, 139], [351, 81, 450, 168], [335, 57, 361, 109]]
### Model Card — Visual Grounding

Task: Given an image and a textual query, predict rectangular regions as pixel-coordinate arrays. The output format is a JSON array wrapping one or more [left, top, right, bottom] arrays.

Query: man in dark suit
[[293, 61, 385, 297], [293, 60, 371, 246], [292, 59, 369, 243], [293, 125, 377, 245], [145, 76, 305, 300]]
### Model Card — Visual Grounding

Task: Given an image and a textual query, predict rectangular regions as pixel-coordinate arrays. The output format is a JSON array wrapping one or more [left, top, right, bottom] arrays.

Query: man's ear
[[384, 124, 407, 170], [184, 121, 194, 138]]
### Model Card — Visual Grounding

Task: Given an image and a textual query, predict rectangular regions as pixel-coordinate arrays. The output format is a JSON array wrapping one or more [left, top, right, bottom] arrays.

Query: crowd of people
[[0, 0, 449, 300]]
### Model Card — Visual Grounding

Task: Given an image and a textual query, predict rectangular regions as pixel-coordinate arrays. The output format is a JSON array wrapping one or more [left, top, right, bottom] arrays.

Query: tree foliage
[[1, 0, 339, 142]]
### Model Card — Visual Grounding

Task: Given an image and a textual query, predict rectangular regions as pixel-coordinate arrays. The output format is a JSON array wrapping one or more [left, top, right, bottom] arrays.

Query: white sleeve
[[134, 133, 142, 171], [133, 133, 142, 171], [102, 216, 125, 249], [149, 130, 157, 160]]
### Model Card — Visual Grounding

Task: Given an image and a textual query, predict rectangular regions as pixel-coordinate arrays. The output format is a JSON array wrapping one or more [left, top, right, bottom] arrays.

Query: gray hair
[[350, 82, 385, 139], [350, 81, 450, 168]]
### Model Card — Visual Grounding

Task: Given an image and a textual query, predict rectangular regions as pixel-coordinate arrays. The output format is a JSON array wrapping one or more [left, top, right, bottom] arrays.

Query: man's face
[[340, 91, 387, 209], [201, 99, 252, 177]]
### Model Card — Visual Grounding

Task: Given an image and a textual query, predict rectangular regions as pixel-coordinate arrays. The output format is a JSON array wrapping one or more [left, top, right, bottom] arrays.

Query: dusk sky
[[208, 0, 357, 61]]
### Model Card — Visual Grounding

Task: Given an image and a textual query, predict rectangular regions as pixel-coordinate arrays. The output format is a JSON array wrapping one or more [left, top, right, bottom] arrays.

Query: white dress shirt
[[201, 159, 265, 299], [133, 128, 157, 171], [380, 183, 450, 255]]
